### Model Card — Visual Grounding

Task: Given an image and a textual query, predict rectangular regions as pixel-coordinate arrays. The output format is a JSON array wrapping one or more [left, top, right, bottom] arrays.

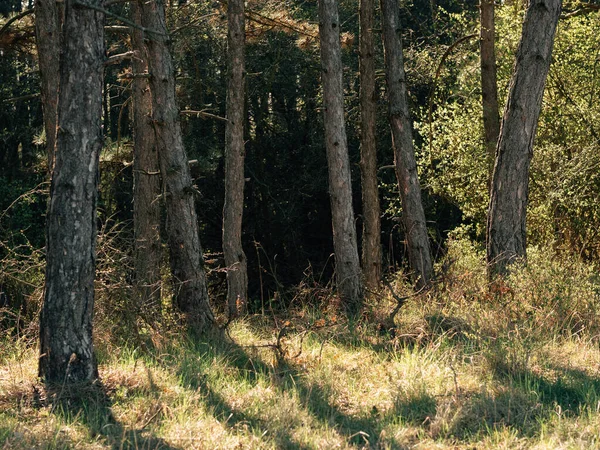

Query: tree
[[141, 0, 214, 330], [359, 0, 382, 289], [131, 0, 162, 311], [38, 0, 104, 383], [380, 0, 433, 287], [223, 0, 248, 318], [34, 0, 60, 173], [480, 0, 500, 167], [318, 0, 364, 312], [487, 0, 562, 277]]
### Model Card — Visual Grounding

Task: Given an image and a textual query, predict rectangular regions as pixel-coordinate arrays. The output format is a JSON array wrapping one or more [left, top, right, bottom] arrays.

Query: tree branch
[[180, 110, 228, 122], [0, 8, 34, 38], [72, 1, 167, 37]]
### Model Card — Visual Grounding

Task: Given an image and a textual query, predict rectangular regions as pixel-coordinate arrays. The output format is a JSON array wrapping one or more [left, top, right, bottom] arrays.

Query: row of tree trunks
[[141, 0, 214, 330], [38, 0, 104, 383], [380, 0, 433, 288], [131, 0, 162, 312], [223, 0, 248, 319], [318, 0, 364, 312], [487, 0, 562, 278], [358, 0, 382, 290], [34, 0, 60, 173]]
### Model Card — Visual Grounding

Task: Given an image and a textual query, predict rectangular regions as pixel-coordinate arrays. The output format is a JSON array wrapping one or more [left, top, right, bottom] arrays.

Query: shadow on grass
[[170, 332, 419, 449], [46, 381, 180, 450], [177, 325, 600, 448], [0, 379, 180, 450], [445, 358, 600, 440]]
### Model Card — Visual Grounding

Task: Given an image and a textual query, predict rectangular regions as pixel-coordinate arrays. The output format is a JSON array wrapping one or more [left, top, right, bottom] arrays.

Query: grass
[[2, 238, 600, 449]]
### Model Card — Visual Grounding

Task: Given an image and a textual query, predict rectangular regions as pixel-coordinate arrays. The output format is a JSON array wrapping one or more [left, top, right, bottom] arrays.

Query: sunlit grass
[[1, 240, 600, 449]]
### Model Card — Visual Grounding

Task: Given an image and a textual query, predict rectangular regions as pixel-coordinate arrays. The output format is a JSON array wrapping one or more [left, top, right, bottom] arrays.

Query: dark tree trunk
[[34, 0, 61, 173], [359, 0, 382, 289], [381, 0, 433, 288], [318, 0, 364, 312], [487, 0, 561, 277], [38, 0, 104, 383], [131, 0, 162, 311], [223, 0, 248, 318], [141, 0, 214, 330], [480, 0, 500, 166]]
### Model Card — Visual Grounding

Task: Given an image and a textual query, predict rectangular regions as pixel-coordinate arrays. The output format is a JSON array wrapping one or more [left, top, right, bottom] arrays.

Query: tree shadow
[[171, 333, 414, 449], [446, 360, 600, 439], [44, 380, 181, 450]]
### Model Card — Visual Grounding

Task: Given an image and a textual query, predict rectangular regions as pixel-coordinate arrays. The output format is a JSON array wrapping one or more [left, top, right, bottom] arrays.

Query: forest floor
[[2, 240, 600, 449]]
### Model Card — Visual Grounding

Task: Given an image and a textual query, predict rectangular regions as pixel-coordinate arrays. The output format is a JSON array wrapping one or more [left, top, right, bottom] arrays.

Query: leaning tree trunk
[[381, 0, 433, 288], [318, 0, 364, 312], [223, 0, 248, 318], [141, 0, 214, 330], [34, 0, 61, 173], [487, 0, 561, 278], [39, 0, 104, 383], [480, 0, 500, 168], [359, 0, 382, 289], [131, 0, 162, 312]]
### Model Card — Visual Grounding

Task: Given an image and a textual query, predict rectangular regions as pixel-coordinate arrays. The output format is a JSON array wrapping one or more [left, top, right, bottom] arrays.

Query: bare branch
[[180, 109, 228, 122]]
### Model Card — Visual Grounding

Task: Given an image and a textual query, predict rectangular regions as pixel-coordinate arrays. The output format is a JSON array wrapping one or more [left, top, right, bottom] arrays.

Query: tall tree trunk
[[131, 0, 162, 312], [34, 0, 60, 173], [487, 0, 561, 278], [359, 0, 382, 289], [318, 0, 364, 312], [480, 0, 500, 166], [223, 0, 248, 318], [141, 0, 214, 330], [381, 0, 433, 288], [38, 0, 104, 383]]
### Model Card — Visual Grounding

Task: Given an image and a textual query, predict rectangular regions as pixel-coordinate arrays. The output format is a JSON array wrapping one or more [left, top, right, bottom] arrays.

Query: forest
[[2, 0, 600, 448]]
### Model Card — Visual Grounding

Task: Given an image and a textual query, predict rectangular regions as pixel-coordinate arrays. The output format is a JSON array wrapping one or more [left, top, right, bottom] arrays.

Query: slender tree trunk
[[480, 0, 500, 166], [141, 0, 214, 330], [131, 0, 162, 312], [318, 0, 364, 312], [381, 0, 432, 288], [223, 0, 248, 318], [359, 0, 382, 289], [487, 0, 561, 278], [39, 0, 104, 383], [34, 0, 60, 173]]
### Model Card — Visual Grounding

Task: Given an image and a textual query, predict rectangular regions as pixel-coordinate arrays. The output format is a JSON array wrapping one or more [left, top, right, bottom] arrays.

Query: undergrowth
[[1, 235, 600, 449]]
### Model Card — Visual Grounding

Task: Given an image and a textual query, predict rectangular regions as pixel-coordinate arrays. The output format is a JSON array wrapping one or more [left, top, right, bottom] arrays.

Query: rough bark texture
[[223, 0, 248, 318], [39, 0, 104, 383], [318, 0, 364, 312], [359, 0, 382, 289], [487, 0, 561, 277], [131, 0, 162, 311], [34, 0, 60, 173], [141, 0, 214, 330], [480, 0, 500, 165], [381, 0, 433, 287]]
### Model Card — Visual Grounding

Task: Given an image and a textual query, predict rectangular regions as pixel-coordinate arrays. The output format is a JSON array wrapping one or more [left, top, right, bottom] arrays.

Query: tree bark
[[359, 0, 382, 289], [131, 0, 162, 312], [39, 0, 104, 383], [381, 0, 433, 288], [223, 0, 248, 318], [141, 0, 214, 330], [34, 0, 61, 173], [487, 0, 561, 277], [480, 0, 500, 166], [318, 0, 364, 312]]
